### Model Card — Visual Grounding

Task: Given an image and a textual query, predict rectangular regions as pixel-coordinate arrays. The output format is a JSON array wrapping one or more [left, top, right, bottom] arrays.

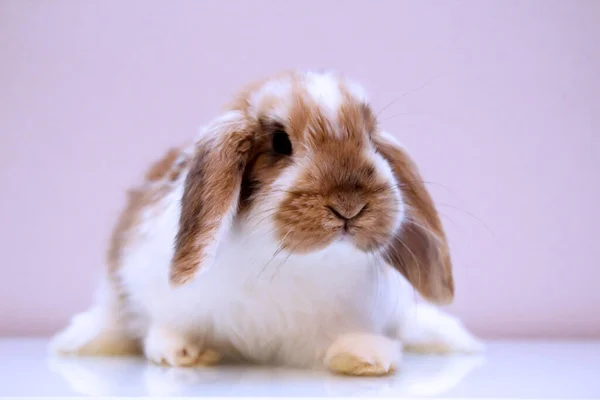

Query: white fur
[[249, 79, 294, 121], [345, 78, 369, 103], [305, 72, 342, 119], [126, 200, 405, 367], [371, 149, 405, 232], [401, 302, 484, 354]]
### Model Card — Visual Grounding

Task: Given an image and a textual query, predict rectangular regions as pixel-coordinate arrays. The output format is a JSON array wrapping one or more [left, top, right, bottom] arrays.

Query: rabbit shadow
[[48, 353, 484, 397]]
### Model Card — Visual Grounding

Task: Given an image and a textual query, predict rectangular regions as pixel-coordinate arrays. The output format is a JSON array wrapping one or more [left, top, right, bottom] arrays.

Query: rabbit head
[[171, 70, 454, 305]]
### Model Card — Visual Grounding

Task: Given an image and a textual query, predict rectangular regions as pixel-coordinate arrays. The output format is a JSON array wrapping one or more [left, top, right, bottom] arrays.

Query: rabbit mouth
[[273, 217, 394, 256]]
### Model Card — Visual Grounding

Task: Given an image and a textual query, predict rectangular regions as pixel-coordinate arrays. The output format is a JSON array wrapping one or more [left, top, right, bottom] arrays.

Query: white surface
[[0, 339, 598, 398]]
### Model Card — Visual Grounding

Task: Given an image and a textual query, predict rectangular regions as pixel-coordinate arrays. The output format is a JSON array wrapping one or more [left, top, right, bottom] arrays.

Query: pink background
[[1, 1, 599, 338]]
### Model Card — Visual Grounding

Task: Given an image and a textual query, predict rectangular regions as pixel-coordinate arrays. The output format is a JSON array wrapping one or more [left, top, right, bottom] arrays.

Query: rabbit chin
[[332, 230, 391, 253], [273, 228, 393, 257]]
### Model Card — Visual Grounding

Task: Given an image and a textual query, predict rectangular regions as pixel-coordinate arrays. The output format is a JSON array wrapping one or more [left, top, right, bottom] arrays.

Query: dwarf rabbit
[[50, 70, 482, 376]]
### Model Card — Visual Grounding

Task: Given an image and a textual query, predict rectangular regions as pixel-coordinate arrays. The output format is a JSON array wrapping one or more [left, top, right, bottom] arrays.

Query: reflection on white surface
[[47, 353, 484, 397], [1, 339, 599, 398]]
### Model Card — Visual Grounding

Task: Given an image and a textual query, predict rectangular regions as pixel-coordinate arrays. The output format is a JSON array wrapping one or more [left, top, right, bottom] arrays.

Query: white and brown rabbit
[[50, 70, 482, 376]]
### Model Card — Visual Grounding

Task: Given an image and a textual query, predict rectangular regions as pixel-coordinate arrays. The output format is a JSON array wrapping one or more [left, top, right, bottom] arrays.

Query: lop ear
[[374, 132, 454, 305], [170, 111, 254, 286]]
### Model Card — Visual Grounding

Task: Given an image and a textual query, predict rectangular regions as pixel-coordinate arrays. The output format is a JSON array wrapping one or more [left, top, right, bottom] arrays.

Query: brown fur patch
[[286, 84, 312, 143], [373, 134, 454, 304], [145, 148, 180, 181], [171, 119, 256, 285], [338, 85, 377, 140]]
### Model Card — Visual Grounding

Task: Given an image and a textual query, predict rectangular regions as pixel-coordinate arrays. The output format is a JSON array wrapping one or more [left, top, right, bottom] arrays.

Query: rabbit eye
[[272, 129, 292, 156]]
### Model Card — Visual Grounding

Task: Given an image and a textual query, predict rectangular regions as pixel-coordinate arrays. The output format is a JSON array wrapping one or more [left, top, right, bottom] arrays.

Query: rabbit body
[[117, 178, 407, 367], [50, 71, 482, 375]]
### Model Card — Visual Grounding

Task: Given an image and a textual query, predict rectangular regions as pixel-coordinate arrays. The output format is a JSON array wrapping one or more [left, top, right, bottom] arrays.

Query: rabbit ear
[[170, 111, 254, 286], [374, 132, 454, 305]]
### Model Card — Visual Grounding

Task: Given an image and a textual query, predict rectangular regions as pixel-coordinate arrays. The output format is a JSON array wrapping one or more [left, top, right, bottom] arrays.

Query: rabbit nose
[[327, 203, 367, 221]]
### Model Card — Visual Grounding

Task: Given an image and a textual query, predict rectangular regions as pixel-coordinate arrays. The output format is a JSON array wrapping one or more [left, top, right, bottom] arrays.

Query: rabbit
[[49, 70, 483, 376]]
